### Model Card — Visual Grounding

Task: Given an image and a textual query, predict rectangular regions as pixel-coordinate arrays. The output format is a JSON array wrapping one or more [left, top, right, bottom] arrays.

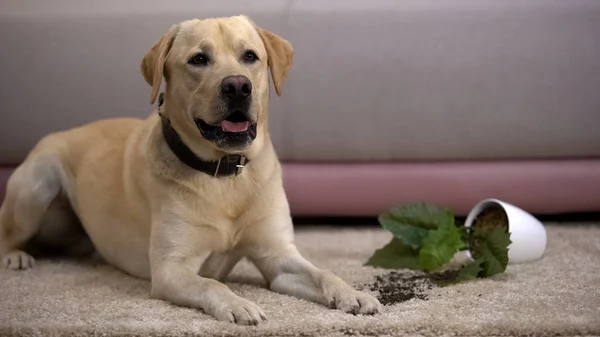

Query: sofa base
[[283, 159, 600, 216], [2, 159, 600, 217]]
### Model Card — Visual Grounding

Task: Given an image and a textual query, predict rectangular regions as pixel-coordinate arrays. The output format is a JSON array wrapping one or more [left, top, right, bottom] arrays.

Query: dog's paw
[[328, 289, 382, 315], [212, 295, 267, 325], [2, 250, 35, 270]]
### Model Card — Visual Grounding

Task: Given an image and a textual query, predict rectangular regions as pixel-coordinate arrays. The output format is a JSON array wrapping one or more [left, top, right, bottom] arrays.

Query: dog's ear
[[253, 24, 294, 96], [140, 24, 179, 104]]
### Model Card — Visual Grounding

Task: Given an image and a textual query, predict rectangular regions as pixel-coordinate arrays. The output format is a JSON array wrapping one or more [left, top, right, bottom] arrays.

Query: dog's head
[[141, 16, 293, 153]]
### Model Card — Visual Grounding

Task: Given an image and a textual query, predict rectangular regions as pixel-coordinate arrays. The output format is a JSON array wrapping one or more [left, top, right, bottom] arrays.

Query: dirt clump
[[365, 268, 471, 306], [367, 271, 434, 305]]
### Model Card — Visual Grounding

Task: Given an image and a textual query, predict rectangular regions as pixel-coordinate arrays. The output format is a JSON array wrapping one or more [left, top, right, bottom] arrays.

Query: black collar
[[158, 93, 248, 177]]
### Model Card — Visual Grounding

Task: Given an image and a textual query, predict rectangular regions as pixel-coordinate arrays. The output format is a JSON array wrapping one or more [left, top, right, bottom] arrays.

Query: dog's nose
[[221, 75, 252, 99]]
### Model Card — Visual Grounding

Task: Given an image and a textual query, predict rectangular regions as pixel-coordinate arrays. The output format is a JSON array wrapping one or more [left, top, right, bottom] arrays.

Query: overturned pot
[[463, 198, 547, 264]]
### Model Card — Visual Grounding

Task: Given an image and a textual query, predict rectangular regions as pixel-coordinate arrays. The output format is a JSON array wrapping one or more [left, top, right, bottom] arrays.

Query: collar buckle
[[236, 156, 246, 175], [212, 155, 246, 177]]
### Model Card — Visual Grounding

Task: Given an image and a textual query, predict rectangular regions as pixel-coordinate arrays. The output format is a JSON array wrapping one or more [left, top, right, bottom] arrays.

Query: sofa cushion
[[1, 0, 599, 164]]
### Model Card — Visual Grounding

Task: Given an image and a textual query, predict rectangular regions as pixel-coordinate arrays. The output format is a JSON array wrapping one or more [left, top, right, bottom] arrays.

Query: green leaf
[[378, 214, 430, 250], [378, 202, 456, 249], [418, 222, 464, 271], [479, 227, 512, 277], [364, 237, 421, 270], [456, 258, 485, 281]]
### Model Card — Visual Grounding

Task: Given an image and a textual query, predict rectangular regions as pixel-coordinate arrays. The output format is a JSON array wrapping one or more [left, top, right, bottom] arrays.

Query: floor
[[0, 222, 599, 337]]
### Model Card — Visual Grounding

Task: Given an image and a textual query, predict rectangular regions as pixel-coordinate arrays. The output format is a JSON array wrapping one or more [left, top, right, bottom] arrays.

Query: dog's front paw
[[327, 289, 381, 315], [2, 250, 35, 270], [212, 295, 267, 325]]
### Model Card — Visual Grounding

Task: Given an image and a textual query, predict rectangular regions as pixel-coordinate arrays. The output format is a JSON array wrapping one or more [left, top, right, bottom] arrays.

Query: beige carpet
[[1, 224, 599, 337]]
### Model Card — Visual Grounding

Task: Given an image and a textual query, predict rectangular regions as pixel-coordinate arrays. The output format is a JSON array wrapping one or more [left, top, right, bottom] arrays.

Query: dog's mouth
[[195, 110, 258, 147], [219, 110, 252, 133]]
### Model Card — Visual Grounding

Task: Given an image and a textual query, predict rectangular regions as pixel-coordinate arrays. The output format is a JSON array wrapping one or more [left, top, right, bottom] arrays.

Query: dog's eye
[[188, 53, 210, 66], [242, 50, 258, 64]]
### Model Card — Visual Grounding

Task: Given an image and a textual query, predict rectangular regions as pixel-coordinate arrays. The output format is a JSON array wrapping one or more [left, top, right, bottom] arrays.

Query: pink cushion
[[2, 159, 600, 217], [283, 159, 600, 216]]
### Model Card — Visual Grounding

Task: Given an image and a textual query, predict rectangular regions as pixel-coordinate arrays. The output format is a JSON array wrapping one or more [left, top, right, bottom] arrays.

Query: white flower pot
[[464, 198, 547, 264]]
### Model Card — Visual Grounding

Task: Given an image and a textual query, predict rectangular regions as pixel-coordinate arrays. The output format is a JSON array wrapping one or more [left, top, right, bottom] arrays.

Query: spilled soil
[[365, 272, 433, 305], [364, 269, 463, 306]]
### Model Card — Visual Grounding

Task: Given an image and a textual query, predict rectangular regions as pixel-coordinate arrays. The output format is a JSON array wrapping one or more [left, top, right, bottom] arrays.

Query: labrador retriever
[[0, 15, 381, 325]]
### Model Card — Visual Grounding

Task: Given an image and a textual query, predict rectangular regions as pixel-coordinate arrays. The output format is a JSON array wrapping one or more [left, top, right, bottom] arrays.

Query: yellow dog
[[0, 15, 381, 325]]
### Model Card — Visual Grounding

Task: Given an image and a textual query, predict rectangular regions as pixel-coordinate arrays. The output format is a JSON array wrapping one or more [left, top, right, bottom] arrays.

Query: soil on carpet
[[364, 269, 469, 306], [365, 271, 433, 305]]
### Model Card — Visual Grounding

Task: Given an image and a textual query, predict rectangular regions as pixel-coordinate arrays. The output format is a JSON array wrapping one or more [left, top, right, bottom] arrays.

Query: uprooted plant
[[365, 202, 512, 285]]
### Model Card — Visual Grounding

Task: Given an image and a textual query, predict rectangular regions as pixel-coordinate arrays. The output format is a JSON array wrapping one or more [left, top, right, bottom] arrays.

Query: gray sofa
[[2, 0, 600, 216]]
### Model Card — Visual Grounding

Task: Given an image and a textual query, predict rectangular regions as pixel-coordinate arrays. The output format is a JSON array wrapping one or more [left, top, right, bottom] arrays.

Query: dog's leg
[[0, 158, 64, 270], [246, 216, 382, 315], [151, 257, 266, 324], [199, 251, 243, 281], [251, 246, 381, 315], [149, 222, 266, 325]]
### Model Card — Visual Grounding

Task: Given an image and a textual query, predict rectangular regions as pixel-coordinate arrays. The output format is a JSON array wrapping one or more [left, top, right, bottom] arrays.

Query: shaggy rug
[[0, 223, 599, 337]]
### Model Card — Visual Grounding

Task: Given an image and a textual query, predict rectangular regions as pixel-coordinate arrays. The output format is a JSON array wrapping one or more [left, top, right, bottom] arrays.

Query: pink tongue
[[221, 120, 250, 133]]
